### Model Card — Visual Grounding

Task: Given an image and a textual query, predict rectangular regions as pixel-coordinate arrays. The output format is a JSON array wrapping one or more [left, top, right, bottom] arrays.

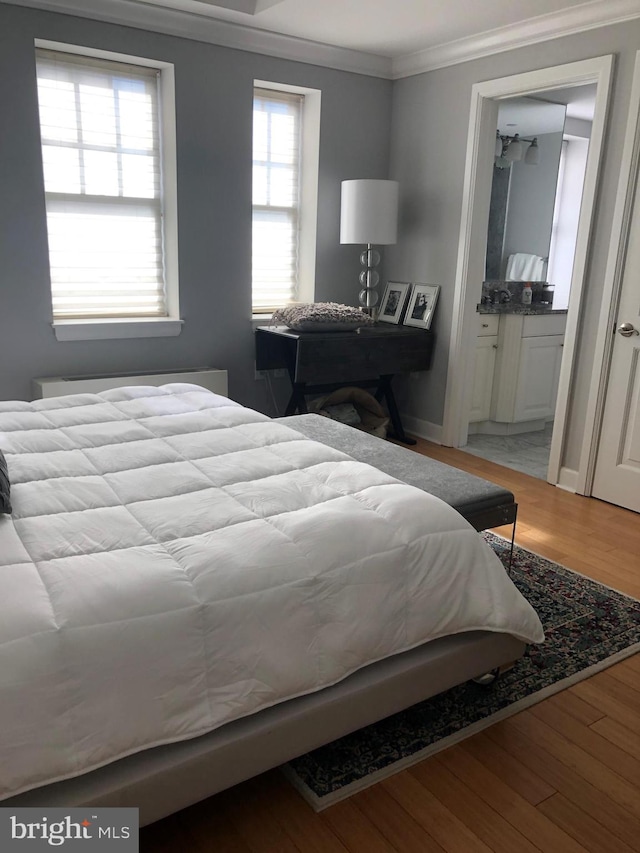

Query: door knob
[[617, 322, 639, 337]]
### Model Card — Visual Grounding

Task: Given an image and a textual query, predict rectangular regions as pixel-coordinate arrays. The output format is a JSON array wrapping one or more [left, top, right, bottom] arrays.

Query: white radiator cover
[[32, 368, 228, 400]]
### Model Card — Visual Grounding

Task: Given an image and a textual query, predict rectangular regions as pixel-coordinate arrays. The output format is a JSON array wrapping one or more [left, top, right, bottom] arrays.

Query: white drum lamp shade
[[340, 180, 399, 245]]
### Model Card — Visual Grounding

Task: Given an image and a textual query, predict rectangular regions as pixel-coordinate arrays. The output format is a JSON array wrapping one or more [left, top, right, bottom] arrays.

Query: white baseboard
[[400, 413, 443, 445], [556, 466, 579, 493]]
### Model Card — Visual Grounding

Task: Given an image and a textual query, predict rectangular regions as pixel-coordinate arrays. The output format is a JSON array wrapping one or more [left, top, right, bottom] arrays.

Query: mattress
[[0, 384, 544, 801]]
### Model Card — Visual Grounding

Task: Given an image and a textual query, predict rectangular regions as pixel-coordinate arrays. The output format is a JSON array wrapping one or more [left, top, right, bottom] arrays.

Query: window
[[252, 83, 320, 315], [35, 46, 178, 331]]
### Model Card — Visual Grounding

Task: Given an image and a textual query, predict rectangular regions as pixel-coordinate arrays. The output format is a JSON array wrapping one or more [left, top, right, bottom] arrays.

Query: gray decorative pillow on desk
[[271, 302, 374, 332]]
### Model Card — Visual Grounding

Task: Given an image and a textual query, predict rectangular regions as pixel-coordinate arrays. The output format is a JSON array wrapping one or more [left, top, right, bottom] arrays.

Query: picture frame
[[404, 283, 440, 330], [378, 281, 412, 324]]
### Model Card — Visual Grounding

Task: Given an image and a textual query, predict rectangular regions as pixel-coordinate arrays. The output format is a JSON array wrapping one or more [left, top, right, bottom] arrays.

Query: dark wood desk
[[255, 324, 434, 444]]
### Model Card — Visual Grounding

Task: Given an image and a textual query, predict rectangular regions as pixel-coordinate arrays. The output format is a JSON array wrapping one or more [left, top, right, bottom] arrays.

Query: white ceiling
[[497, 84, 597, 137], [7, 0, 640, 77], [498, 98, 568, 138], [137, 0, 595, 57]]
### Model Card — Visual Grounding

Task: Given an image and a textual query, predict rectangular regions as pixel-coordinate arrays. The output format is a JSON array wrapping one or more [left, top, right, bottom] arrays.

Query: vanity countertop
[[477, 304, 568, 315]]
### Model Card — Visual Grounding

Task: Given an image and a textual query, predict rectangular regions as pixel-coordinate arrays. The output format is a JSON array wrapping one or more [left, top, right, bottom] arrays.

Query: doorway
[[441, 56, 613, 490], [463, 86, 595, 480]]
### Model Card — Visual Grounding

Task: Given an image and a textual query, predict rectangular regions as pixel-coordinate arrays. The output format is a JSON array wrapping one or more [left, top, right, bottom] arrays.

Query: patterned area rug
[[283, 533, 640, 811]]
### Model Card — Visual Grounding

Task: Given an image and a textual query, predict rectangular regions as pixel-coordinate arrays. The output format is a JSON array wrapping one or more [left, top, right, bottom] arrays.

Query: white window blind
[[252, 88, 303, 312], [35, 49, 166, 319]]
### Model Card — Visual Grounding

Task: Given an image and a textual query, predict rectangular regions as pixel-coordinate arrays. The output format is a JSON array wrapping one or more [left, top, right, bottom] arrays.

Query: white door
[[592, 169, 640, 512]]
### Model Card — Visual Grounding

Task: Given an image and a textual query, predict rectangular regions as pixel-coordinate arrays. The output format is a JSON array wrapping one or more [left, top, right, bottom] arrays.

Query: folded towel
[[506, 253, 546, 281]]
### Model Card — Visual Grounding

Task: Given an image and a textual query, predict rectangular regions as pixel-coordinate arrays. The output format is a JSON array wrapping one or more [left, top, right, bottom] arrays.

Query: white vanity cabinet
[[469, 315, 499, 423], [492, 312, 565, 425], [471, 312, 566, 430]]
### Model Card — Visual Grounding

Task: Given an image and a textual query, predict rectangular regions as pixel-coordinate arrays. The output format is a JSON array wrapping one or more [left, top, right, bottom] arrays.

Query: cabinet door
[[513, 335, 564, 422], [469, 336, 498, 423]]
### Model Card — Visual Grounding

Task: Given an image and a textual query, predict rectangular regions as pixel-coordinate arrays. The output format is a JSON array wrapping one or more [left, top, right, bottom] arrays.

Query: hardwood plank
[[507, 708, 640, 820], [520, 527, 615, 562], [320, 800, 396, 853], [544, 688, 605, 726], [537, 793, 637, 853], [486, 718, 640, 852], [589, 717, 640, 762], [460, 730, 556, 805], [381, 770, 494, 853], [570, 679, 640, 734], [621, 652, 640, 673], [409, 757, 541, 853], [214, 780, 302, 853], [606, 660, 640, 692], [266, 772, 350, 853], [435, 744, 588, 853], [558, 514, 640, 553], [513, 505, 623, 551], [548, 549, 640, 588], [528, 698, 640, 787], [350, 785, 447, 853]]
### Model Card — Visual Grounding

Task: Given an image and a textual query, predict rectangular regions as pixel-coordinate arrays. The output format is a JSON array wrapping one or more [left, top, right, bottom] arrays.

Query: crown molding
[[392, 0, 640, 79], [4, 0, 639, 81], [2, 0, 393, 78]]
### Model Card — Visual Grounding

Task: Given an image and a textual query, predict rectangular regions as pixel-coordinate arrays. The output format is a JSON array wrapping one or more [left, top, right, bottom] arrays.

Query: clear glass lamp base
[[358, 245, 381, 320]]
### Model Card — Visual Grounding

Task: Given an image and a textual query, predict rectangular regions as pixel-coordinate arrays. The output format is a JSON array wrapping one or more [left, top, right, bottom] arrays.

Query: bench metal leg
[[507, 504, 518, 574]]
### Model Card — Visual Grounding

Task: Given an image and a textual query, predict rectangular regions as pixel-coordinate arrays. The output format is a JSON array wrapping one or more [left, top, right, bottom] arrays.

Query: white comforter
[[0, 385, 543, 800]]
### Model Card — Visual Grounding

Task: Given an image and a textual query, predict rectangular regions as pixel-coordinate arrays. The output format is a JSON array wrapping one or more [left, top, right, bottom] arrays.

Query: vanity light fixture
[[504, 133, 523, 162], [524, 137, 540, 165], [495, 132, 539, 168]]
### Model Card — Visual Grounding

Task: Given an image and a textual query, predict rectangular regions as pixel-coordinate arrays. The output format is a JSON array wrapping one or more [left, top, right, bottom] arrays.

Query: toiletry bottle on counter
[[521, 282, 532, 305]]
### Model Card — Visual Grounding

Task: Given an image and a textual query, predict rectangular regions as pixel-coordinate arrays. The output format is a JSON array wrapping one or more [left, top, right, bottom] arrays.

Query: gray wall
[[0, 3, 392, 407], [388, 19, 640, 472]]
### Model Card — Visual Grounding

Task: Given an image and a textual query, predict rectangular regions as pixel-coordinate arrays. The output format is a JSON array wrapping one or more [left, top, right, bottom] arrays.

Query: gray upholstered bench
[[277, 415, 517, 555]]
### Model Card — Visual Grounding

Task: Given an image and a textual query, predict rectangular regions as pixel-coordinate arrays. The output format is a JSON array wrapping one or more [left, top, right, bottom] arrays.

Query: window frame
[[252, 80, 320, 317], [35, 40, 181, 341]]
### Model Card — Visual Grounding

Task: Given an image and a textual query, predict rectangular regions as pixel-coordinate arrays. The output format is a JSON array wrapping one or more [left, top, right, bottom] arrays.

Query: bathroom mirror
[[485, 97, 566, 284]]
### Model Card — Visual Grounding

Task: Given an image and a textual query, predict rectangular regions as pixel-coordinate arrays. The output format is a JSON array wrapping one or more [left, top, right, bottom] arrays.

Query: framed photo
[[378, 281, 411, 324], [404, 283, 440, 329]]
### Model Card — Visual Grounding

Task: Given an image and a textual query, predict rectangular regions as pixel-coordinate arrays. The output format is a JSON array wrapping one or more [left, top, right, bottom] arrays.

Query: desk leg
[[377, 375, 416, 446], [284, 384, 308, 416]]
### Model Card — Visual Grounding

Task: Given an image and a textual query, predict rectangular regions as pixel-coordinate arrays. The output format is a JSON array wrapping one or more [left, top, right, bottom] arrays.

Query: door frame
[[441, 55, 613, 491], [581, 50, 640, 496]]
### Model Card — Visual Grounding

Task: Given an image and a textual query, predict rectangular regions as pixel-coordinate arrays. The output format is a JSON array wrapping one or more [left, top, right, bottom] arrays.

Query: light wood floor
[[141, 442, 640, 853]]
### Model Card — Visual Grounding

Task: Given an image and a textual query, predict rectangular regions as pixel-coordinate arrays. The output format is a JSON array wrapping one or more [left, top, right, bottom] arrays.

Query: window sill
[[53, 318, 184, 342]]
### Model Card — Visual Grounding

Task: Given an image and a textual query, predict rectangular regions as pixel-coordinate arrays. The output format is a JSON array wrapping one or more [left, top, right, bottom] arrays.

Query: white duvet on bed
[[0, 384, 543, 800]]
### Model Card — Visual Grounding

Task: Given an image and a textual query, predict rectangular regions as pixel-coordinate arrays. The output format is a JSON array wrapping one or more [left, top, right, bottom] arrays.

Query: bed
[[0, 384, 543, 823]]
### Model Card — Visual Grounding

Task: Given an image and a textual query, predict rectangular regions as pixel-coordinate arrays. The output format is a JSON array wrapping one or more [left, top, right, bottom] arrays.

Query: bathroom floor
[[462, 423, 553, 480]]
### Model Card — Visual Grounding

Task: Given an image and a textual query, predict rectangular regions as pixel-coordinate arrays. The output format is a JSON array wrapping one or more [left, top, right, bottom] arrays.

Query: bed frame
[[4, 415, 525, 824], [5, 630, 525, 824]]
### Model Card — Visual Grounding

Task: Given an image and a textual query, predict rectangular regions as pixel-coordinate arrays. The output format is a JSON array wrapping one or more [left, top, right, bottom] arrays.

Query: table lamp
[[340, 179, 399, 314]]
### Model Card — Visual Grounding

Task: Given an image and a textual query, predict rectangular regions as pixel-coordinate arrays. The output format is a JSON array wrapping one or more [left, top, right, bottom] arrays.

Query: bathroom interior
[[461, 85, 596, 479]]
